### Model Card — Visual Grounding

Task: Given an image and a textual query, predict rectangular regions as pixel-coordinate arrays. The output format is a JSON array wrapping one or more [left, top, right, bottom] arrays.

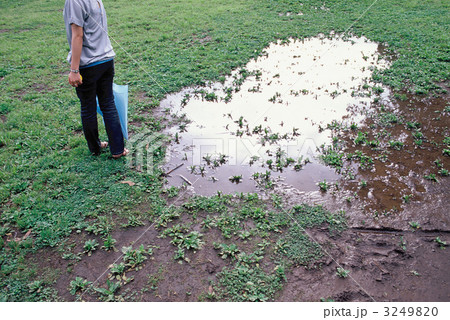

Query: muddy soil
[[34, 203, 449, 302], [280, 230, 450, 301]]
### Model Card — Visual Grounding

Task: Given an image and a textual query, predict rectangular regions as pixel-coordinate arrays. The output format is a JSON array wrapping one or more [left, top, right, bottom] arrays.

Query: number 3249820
[[384, 307, 438, 317]]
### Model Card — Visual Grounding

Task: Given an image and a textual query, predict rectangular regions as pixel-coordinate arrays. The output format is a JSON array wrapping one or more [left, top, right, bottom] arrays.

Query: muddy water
[[160, 36, 390, 195]]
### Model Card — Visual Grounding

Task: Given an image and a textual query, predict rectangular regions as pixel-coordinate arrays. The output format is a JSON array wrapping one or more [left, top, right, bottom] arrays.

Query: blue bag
[[97, 83, 129, 140]]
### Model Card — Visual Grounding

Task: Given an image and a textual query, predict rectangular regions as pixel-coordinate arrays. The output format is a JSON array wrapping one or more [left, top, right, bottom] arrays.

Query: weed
[[368, 139, 380, 148], [172, 248, 185, 261], [162, 224, 204, 252], [62, 252, 81, 262], [69, 277, 92, 295], [336, 267, 350, 278], [214, 243, 240, 260], [434, 237, 447, 249], [389, 140, 404, 150], [85, 216, 113, 236], [354, 131, 368, 145], [154, 207, 182, 228], [123, 215, 145, 228], [236, 251, 264, 266], [204, 92, 218, 102], [83, 239, 99, 256], [320, 297, 336, 302], [229, 175, 243, 184], [318, 180, 329, 192], [164, 186, 180, 198], [402, 194, 413, 203], [443, 137, 450, 145], [412, 131, 424, 140], [102, 235, 117, 251], [320, 145, 344, 171], [181, 94, 191, 107], [213, 265, 285, 301], [238, 230, 252, 241], [109, 263, 126, 278], [94, 279, 121, 302], [406, 121, 420, 130], [424, 173, 438, 182], [122, 245, 151, 269], [253, 171, 274, 189], [399, 236, 407, 251], [409, 221, 420, 230], [434, 159, 443, 168], [359, 180, 368, 188], [377, 112, 400, 127], [174, 231, 204, 250], [201, 215, 216, 229], [438, 168, 449, 176]]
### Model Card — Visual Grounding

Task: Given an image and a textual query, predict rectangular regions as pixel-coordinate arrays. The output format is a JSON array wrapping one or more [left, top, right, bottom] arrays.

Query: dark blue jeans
[[76, 60, 124, 156]]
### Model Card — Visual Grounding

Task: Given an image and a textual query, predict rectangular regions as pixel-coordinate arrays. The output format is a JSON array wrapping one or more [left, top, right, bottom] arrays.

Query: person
[[63, 0, 128, 158]]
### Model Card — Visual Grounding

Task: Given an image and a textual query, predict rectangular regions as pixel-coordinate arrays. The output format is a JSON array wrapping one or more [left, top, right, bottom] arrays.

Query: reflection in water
[[160, 35, 390, 195]]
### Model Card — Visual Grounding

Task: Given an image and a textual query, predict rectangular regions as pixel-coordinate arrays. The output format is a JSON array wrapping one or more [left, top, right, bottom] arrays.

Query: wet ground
[[40, 211, 449, 302], [159, 35, 449, 231], [31, 35, 449, 302]]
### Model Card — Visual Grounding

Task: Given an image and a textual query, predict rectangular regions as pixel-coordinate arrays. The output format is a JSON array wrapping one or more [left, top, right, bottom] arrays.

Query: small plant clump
[[69, 277, 92, 296], [389, 140, 404, 150], [434, 237, 447, 249], [214, 242, 240, 260], [94, 279, 121, 302], [336, 267, 350, 278], [318, 180, 330, 192], [102, 235, 117, 251], [121, 245, 153, 269], [212, 265, 286, 302], [402, 194, 413, 203], [424, 173, 438, 182], [83, 239, 99, 256], [229, 175, 243, 184], [409, 221, 420, 230]]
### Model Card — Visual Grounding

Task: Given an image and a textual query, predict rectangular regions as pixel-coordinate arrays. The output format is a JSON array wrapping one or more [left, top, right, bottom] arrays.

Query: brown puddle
[[160, 35, 391, 196]]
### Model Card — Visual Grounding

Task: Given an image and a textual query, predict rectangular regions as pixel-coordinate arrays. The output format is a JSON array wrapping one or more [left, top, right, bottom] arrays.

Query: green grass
[[0, 0, 448, 301], [212, 265, 286, 302]]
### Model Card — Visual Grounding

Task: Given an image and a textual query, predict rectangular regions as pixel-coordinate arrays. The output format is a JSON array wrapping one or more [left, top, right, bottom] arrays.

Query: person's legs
[[96, 61, 125, 156], [76, 68, 102, 155]]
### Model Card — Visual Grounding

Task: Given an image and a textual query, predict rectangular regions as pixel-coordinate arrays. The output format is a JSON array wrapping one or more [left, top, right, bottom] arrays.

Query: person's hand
[[68, 72, 83, 87]]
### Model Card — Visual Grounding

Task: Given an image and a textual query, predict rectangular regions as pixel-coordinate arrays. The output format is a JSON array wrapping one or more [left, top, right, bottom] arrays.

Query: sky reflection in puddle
[[160, 35, 391, 195]]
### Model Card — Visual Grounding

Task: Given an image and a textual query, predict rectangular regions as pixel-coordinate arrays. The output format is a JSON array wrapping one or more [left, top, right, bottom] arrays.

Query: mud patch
[[301, 89, 450, 230], [277, 229, 450, 301]]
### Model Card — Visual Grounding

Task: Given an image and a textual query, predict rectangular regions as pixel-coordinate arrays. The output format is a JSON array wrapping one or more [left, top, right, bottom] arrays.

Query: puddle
[[160, 35, 391, 195]]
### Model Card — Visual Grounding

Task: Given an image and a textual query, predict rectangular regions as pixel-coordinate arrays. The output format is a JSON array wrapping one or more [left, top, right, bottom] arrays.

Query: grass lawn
[[0, 0, 448, 301]]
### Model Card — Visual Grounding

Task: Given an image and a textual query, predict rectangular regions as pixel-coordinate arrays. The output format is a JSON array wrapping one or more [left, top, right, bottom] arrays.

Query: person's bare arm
[[68, 24, 83, 87]]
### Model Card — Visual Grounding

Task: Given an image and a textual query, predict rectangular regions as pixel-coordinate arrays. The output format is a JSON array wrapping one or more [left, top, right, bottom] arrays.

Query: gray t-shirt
[[63, 0, 115, 67]]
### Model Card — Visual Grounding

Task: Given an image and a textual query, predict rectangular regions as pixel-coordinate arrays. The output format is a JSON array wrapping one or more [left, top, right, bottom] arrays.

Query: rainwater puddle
[[160, 35, 391, 196]]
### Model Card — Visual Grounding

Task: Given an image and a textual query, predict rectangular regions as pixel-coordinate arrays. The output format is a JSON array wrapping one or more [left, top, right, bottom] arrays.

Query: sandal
[[112, 148, 129, 159]]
